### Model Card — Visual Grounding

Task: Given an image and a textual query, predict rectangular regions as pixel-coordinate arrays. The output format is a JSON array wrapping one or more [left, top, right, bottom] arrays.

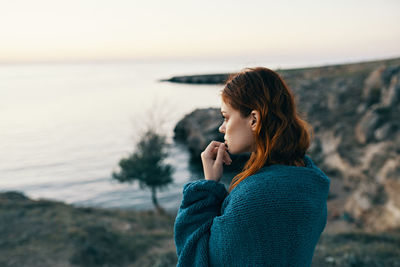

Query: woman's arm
[[174, 140, 234, 266], [174, 171, 329, 267], [173, 178, 272, 267], [174, 179, 228, 267]]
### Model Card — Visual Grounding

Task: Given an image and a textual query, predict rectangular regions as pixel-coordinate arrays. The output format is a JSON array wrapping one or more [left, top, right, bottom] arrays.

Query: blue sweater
[[174, 155, 330, 267]]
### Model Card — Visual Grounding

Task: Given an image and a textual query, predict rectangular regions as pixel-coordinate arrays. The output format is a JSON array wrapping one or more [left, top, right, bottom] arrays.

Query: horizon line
[[0, 54, 399, 72]]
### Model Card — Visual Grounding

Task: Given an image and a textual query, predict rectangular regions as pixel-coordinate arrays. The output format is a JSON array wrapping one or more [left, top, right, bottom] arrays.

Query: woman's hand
[[201, 141, 232, 182]]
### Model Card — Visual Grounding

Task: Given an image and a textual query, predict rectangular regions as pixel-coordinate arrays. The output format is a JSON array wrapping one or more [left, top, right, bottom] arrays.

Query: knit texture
[[174, 155, 330, 267]]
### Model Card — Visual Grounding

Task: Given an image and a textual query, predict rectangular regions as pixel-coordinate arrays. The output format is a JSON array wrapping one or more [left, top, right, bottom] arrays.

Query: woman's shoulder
[[228, 155, 330, 202]]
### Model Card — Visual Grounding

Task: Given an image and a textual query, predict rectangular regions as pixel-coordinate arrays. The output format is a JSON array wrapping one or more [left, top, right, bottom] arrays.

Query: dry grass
[[2, 191, 400, 267]]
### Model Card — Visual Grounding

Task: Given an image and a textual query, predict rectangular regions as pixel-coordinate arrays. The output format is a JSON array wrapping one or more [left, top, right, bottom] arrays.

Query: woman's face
[[219, 100, 256, 154]]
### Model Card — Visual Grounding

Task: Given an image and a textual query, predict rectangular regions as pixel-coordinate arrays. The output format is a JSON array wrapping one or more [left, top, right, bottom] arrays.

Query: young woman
[[174, 67, 330, 266]]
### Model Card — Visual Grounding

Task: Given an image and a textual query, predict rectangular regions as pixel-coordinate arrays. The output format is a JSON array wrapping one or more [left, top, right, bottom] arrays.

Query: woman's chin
[[229, 148, 252, 155], [227, 148, 238, 155], [226, 144, 251, 155]]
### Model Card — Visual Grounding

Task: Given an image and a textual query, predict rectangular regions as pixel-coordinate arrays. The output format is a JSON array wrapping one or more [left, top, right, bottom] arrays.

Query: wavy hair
[[221, 67, 312, 193]]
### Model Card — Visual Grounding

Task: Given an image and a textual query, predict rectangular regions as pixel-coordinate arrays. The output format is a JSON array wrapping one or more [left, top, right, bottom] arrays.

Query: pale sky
[[0, 0, 399, 63]]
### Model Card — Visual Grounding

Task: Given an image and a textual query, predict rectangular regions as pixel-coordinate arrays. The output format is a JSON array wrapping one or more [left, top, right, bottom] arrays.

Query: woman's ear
[[250, 110, 260, 131]]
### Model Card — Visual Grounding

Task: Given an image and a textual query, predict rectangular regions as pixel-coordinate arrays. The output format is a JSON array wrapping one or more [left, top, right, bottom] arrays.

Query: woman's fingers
[[201, 141, 230, 182], [201, 141, 223, 159], [202, 141, 232, 165], [224, 150, 232, 165], [211, 146, 232, 165], [215, 143, 226, 165]]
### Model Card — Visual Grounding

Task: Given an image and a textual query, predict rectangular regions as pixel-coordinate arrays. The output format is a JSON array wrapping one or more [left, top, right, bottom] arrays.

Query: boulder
[[362, 66, 385, 106], [355, 107, 380, 144], [381, 73, 400, 107], [344, 154, 400, 232], [174, 108, 224, 157]]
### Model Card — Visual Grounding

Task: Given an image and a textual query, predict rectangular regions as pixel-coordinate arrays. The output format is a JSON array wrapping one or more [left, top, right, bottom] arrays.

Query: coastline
[[161, 57, 400, 84]]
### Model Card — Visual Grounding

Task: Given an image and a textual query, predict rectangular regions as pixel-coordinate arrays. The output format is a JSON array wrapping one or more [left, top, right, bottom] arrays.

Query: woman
[[174, 67, 330, 266]]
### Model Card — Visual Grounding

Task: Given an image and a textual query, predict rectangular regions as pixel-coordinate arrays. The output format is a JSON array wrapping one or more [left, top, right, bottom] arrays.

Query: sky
[[0, 0, 399, 64]]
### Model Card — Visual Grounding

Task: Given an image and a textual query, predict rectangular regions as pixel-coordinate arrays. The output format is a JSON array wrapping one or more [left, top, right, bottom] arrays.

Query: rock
[[355, 107, 380, 144], [344, 182, 388, 228], [355, 95, 397, 144], [381, 73, 400, 107], [174, 108, 224, 158], [161, 74, 230, 84], [343, 148, 400, 231], [374, 123, 392, 141], [356, 103, 367, 114], [362, 66, 385, 106], [0, 191, 28, 201], [381, 65, 400, 86]]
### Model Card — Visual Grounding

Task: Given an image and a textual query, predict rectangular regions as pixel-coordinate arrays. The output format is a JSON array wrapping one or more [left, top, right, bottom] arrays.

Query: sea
[[0, 57, 360, 213]]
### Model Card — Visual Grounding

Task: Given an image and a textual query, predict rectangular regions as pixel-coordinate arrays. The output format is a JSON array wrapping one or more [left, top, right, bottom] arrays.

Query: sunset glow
[[1, 0, 399, 63]]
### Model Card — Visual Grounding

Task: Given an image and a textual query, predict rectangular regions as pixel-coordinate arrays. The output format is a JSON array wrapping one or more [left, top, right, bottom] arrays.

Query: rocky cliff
[[173, 57, 400, 232]]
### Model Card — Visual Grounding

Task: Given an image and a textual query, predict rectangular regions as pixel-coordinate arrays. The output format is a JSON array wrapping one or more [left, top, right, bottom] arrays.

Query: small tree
[[112, 128, 174, 213]]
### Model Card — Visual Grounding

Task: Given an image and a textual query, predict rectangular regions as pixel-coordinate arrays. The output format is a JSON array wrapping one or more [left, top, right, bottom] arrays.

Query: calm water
[[0, 60, 251, 213], [0, 59, 335, 213]]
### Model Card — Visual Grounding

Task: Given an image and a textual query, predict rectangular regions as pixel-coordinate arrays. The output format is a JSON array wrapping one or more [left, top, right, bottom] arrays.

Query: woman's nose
[[219, 123, 225, 134]]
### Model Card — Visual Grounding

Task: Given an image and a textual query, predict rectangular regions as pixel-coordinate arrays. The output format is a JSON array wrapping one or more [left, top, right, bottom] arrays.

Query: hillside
[[1, 191, 400, 266], [0, 191, 177, 267]]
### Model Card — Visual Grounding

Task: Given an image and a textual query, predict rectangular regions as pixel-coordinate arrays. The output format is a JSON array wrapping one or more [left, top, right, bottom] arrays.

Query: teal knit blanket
[[174, 155, 330, 266]]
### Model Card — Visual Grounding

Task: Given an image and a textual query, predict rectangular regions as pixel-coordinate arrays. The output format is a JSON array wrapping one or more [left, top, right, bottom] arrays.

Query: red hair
[[221, 67, 312, 193]]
